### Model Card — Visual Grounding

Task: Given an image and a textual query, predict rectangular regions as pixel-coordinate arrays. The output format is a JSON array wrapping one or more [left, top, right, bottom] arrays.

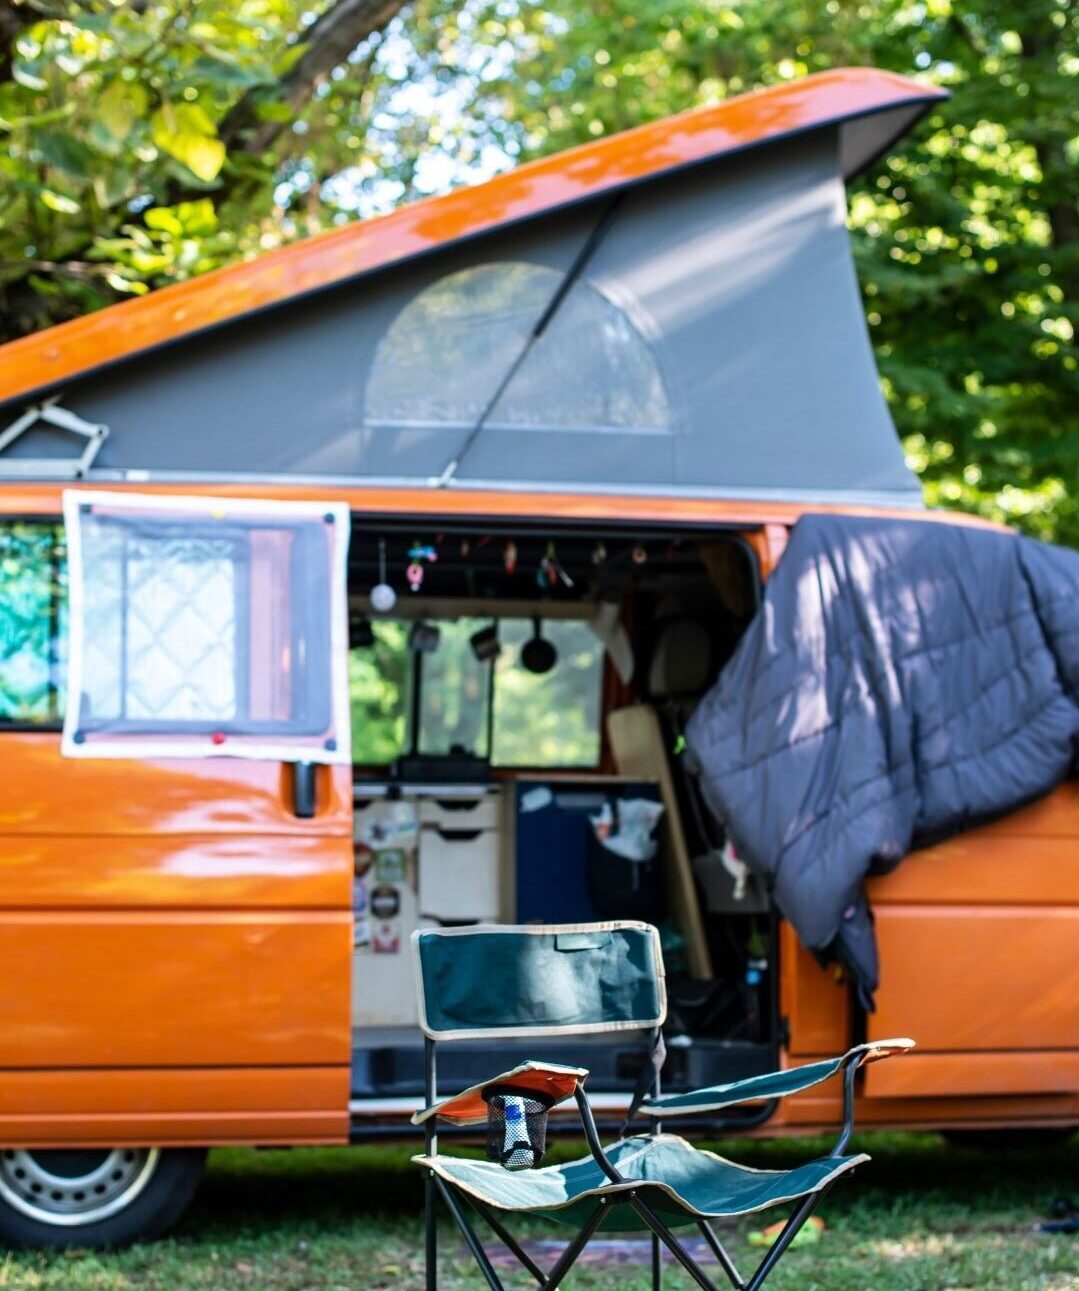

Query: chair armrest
[[638, 1037, 915, 1119], [410, 1060, 589, 1127]]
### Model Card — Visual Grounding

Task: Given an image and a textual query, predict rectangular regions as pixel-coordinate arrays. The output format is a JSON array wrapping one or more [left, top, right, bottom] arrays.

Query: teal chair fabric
[[638, 1040, 914, 1117], [413, 922, 666, 1039], [418, 1134, 868, 1231]]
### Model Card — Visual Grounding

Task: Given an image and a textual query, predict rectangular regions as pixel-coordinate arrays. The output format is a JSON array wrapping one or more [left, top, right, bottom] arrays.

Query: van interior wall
[[345, 522, 776, 1101]]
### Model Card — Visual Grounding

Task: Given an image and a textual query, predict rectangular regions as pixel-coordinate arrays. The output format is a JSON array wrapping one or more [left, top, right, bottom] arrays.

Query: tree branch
[[219, 0, 409, 155]]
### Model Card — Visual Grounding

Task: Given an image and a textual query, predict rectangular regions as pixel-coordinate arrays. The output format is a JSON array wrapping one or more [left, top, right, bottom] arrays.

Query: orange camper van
[[0, 68, 1075, 1248]]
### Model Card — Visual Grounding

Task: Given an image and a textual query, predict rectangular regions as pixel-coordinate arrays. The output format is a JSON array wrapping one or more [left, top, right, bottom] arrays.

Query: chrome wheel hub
[[0, 1147, 159, 1226]]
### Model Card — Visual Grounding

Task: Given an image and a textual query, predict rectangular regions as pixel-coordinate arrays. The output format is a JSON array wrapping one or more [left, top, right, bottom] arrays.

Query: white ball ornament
[[370, 582, 397, 614]]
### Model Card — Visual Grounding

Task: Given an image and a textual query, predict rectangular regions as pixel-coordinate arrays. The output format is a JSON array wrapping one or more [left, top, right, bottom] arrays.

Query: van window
[[349, 618, 413, 764], [492, 619, 603, 767], [418, 617, 493, 758], [62, 492, 351, 763], [0, 520, 66, 724], [349, 616, 604, 769]]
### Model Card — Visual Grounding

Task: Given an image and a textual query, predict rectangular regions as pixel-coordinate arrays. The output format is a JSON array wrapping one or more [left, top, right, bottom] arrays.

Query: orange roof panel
[[0, 67, 943, 407]]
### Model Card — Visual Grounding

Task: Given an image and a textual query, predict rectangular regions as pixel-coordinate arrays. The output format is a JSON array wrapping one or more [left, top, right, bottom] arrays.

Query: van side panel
[[775, 782, 1079, 1131], [0, 1069, 345, 1148], [866, 782, 1079, 1111], [0, 735, 353, 1146]]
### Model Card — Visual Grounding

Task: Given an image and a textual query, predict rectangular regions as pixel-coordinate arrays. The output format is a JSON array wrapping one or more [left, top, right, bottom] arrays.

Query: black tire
[[0, 1147, 206, 1250], [943, 1127, 1076, 1152]]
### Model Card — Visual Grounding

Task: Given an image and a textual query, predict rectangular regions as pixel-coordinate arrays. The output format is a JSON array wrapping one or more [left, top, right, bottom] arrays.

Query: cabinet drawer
[[419, 827, 501, 921], [418, 794, 501, 832]]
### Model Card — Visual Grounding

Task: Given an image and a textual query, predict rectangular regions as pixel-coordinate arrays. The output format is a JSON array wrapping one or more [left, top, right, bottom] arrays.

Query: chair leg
[[434, 1176, 508, 1291], [652, 1230, 663, 1289], [542, 1203, 608, 1291], [627, 1196, 722, 1291], [743, 1183, 834, 1291], [471, 1197, 547, 1285], [424, 1172, 438, 1291], [698, 1220, 745, 1289]]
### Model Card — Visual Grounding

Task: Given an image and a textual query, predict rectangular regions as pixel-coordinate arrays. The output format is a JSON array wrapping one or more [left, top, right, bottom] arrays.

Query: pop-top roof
[[0, 68, 942, 405], [0, 68, 945, 506]]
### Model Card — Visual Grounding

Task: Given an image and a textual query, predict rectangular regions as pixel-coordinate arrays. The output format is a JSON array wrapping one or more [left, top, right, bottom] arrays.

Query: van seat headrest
[[648, 618, 713, 700]]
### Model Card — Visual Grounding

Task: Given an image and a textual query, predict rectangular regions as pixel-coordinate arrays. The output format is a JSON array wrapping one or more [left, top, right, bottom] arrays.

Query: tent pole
[[435, 194, 624, 487]]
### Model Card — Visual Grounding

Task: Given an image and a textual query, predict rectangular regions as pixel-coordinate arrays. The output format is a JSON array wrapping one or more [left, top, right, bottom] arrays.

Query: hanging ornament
[[504, 540, 518, 574], [537, 544, 552, 588], [632, 544, 648, 566], [555, 544, 573, 587], [406, 562, 425, 593], [460, 538, 470, 557], [408, 542, 438, 564], [541, 540, 573, 588], [370, 538, 397, 614], [592, 542, 607, 566]]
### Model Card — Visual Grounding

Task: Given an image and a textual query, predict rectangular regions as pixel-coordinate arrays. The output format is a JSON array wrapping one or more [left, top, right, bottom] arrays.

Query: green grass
[[2, 1132, 1075, 1290]]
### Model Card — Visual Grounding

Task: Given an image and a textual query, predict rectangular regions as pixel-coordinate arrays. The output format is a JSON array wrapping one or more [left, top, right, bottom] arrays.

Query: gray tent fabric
[[685, 515, 1079, 1007], [0, 131, 922, 506]]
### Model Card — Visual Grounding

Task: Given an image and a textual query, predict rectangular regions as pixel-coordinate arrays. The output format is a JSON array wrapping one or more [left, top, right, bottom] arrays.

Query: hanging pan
[[521, 617, 558, 675]]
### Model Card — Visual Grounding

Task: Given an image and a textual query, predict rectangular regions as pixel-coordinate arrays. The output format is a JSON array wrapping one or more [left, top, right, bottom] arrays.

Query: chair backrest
[[412, 921, 666, 1041]]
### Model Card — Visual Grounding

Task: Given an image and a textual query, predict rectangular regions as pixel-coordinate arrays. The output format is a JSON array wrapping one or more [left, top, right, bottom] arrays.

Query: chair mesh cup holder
[[482, 1085, 554, 1172]]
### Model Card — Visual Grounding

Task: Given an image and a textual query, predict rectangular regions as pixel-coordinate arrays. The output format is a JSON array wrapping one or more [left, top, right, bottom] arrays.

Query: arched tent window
[[363, 263, 671, 444]]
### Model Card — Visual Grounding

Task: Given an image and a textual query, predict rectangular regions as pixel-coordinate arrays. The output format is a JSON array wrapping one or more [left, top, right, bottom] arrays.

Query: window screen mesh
[[81, 526, 239, 725], [364, 263, 671, 435]]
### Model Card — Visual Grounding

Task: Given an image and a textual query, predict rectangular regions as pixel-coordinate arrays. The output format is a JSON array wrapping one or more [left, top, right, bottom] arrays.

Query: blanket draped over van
[[685, 515, 1079, 1007]]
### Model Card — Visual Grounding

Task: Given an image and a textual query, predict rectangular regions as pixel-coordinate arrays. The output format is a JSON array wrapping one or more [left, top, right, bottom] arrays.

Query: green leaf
[[104, 272, 149, 294], [69, 12, 117, 33], [12, 63, 47, 92], [191, 53, 267, 89], [143, 206, 183, 235], [97, 79, 149, 142], [32, 129, 94, 179], [145, 199, 218, 237], [150, 102, 226, 183], [92, 169, 136, 210], [39, 189, 80, 214]]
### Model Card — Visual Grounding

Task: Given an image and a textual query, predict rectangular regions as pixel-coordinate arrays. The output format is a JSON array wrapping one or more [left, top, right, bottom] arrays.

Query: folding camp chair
[[411, 921, 913, 1290]]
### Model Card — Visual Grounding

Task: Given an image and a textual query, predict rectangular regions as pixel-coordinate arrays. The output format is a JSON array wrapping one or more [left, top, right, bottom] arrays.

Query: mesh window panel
[[62, 492, 350, 763], [364, 263, 671, 437]]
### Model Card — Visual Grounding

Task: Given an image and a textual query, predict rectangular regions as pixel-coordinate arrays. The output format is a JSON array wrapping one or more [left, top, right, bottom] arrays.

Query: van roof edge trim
[[9, 468, 929, 508]]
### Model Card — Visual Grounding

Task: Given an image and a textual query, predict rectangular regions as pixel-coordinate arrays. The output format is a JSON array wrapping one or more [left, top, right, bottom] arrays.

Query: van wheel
[[0, 1147, 206, 1249]]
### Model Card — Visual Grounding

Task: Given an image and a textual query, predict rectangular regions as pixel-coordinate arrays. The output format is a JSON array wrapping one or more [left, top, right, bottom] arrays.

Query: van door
[[0, 492, 354, 1149]]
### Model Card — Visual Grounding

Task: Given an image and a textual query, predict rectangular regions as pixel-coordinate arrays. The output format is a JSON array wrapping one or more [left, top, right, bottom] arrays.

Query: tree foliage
[[1, 0, 1075, 542]]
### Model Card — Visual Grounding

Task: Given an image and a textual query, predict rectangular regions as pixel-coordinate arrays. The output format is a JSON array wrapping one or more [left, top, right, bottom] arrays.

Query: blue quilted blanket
[[685, 514, 1078, 1007]]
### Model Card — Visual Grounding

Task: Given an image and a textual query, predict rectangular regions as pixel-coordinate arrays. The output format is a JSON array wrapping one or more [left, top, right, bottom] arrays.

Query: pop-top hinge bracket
[[0, 395, 109, 479]]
